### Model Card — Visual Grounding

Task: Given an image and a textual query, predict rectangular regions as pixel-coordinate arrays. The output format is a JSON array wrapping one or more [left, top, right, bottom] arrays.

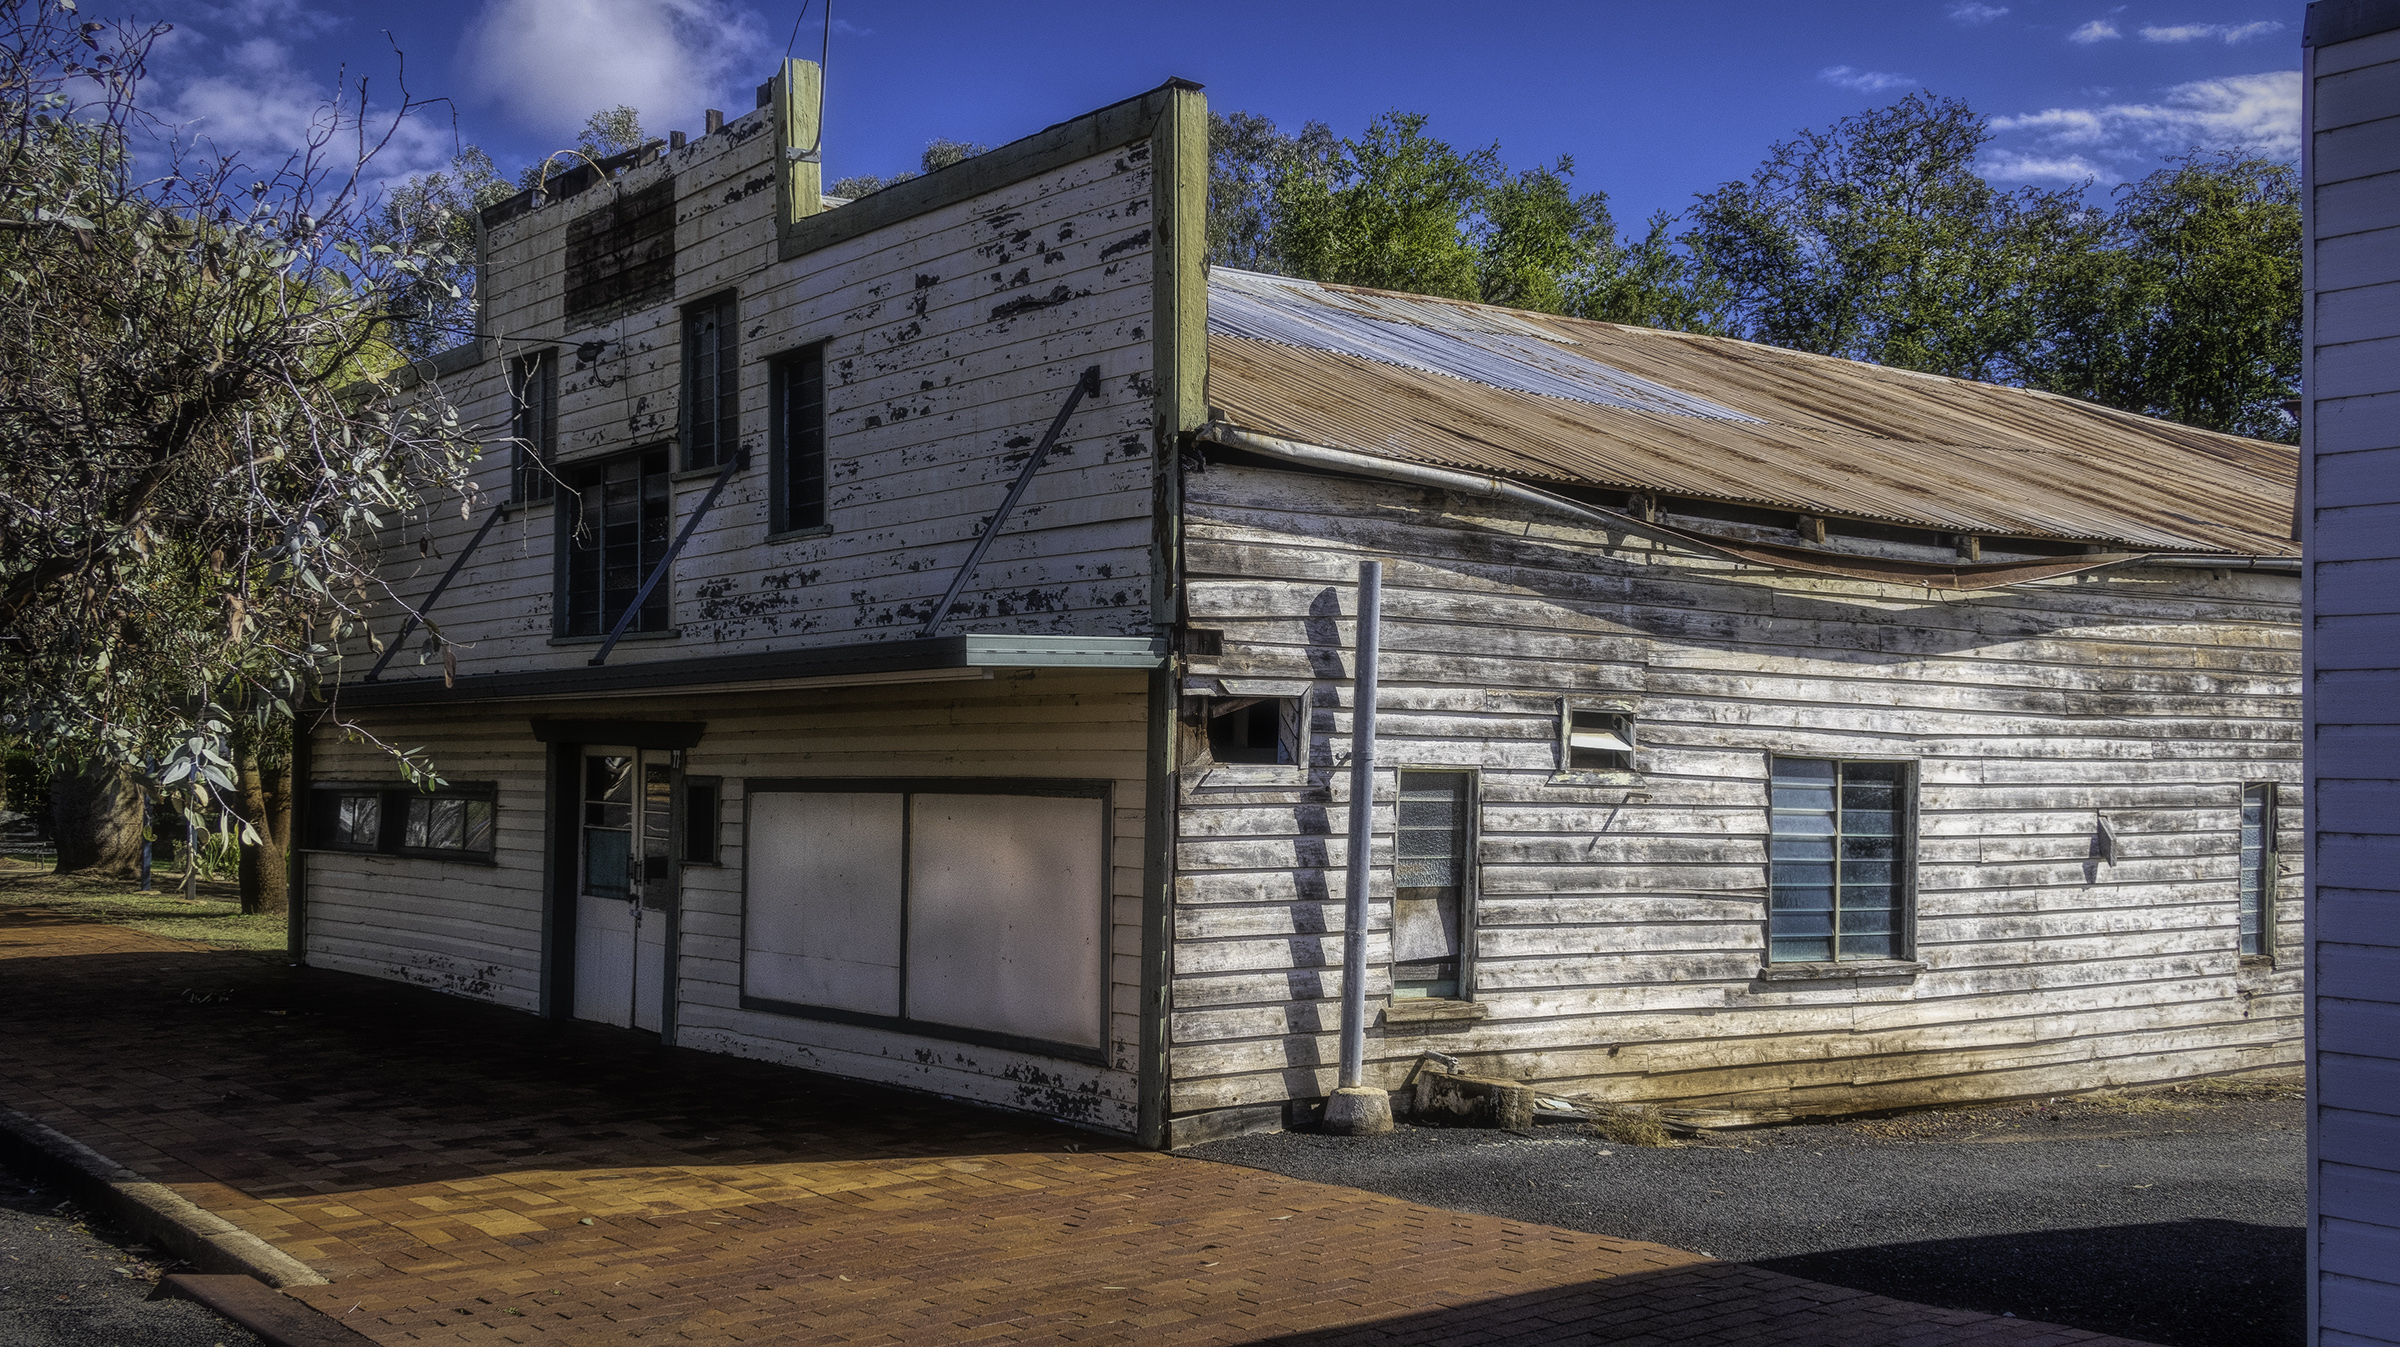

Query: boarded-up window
[[1769, 758, 1910, 963], [1393, 771, 1474, 999], [742, 782, 1107, 1057], [682, 292, 739, 470], [563, 449, 671, 637], [564, 179, 676, 327], [2240, 783, 2276, 957]]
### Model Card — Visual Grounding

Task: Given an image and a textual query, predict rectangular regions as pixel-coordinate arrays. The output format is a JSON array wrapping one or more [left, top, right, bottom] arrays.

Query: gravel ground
[[1194, 1083, 2304, 1347], [0, 1161, 261, 1347]]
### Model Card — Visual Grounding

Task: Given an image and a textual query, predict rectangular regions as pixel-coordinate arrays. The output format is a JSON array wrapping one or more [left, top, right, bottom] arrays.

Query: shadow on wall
[[1752, 1218, 2303, 1347]]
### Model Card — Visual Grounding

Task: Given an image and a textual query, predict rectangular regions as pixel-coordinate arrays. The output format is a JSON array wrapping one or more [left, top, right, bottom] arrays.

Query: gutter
[[1193, 423, 2296, 591]]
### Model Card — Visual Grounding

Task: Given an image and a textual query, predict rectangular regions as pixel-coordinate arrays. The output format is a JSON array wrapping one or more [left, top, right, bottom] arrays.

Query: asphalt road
[[1195, 1090, 2304, 1347], [0, 1161, 260, 1347]]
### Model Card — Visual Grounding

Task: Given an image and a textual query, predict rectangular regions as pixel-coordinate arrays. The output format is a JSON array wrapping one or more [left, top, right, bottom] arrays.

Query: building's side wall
[[1169, 463, 2302, 1134], [360, 93, 1159, 687], [304, 668, 1151, 1130], [2307, 10, 2400, 1344]]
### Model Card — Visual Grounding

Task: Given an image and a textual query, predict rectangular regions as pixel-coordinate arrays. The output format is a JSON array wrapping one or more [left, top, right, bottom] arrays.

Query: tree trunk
[[49, 763, 146, 877], [236, 747, 291, 916]]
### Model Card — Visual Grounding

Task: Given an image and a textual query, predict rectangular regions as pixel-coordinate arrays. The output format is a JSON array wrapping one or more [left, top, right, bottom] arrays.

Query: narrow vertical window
[[1393, 770, 1473, 1000], [683, 777, 721, 866], [771, 343, 827, 533], [563, 448, 671, 637], [1769, 758, 1908, 963], [2240, 783, 2276, 957], [509, 350, 556, 502], [683, 291, 740, 470]]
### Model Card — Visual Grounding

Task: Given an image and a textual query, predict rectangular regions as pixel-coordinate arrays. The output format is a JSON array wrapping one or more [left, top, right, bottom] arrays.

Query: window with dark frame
[[771, 344, 827, 533], [1768, 758, 1909, 963], [563, 448, 671, 637], [1394, 770, 1475, 999], [509, 350, 557, 502], [310, 784, 495, 861], [683, 291, 740, 470], [2240, 783, 2277, 957], [683, 777, 721, 866], [1565, 707, 1636, 772]]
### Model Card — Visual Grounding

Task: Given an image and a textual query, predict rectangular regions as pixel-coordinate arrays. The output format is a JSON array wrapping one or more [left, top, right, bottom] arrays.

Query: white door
[[572, 747, 673, 1031]]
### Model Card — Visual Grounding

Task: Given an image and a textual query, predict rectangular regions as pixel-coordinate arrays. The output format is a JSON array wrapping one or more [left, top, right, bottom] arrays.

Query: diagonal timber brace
[[365, 501, 512, 683], [921, 366, 1102, 638]]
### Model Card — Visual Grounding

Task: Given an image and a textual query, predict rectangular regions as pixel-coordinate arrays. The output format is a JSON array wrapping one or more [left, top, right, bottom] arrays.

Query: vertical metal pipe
[[1338, 560, 1382, 1090]]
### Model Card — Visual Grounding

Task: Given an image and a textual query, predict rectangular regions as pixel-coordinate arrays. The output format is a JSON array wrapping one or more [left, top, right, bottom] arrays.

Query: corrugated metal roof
[[1202, 268, 2299, 557]]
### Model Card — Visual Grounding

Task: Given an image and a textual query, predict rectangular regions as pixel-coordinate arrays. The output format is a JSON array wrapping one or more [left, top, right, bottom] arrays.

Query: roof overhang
[[323, 634, 1166, 709]]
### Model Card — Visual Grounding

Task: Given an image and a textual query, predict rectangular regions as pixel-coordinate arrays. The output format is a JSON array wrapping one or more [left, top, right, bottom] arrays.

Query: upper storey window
[[564, 179, 676, 328], [683, 292, 740, 470], [563, 448, 671, 638], [771, 344, 827, 533], [509, 350, 556, 502]]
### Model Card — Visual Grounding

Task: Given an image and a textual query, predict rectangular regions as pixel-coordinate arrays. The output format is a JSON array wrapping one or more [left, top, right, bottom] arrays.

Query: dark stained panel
[[565, 180, 677, 326]]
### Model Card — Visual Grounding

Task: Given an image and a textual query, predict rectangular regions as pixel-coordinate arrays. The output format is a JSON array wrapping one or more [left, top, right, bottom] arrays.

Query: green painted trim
[[1148, 81, 1208, 629], [779, 79, 1200, 263]]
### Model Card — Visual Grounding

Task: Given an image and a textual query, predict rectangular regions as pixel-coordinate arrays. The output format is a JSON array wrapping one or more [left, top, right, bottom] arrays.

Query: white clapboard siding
[[2308, 12, 2400, 1346], [1166, 461, 2301, 1127], [356, 102, 1158, 685], [310, 668, 1152, 1131]]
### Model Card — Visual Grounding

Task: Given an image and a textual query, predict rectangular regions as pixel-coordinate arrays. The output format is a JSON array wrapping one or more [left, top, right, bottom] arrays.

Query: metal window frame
[[555, 445, 674, 639], [306, 781, 499, 864], [1764, 753, 1920, 964], [768, 341, 829, 535], [680, 290, 741, 471], [2239, 780, 2279, 960], [1390, 765, 1481, 1002], [509, 349, 558, 503], [735, 776, 1115, 1066]]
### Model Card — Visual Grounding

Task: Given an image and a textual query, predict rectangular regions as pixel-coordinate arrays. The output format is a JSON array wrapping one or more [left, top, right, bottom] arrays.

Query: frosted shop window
[[739, 780, 1109, 1062], [1767, 758, 1914, 963]]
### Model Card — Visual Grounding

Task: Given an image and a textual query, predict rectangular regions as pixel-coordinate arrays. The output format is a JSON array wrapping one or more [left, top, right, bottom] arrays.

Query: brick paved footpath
[[0, 909, 2157, 1347]]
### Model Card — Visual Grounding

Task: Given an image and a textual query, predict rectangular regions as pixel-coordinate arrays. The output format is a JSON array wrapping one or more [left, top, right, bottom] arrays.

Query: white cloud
[[1820, 65, 1918, 94], [2069, 19, 2121, 42], [1949, 3, 2009, 22], [2139, 20, 2285, 43], [1987, 69, 2302, 179], [457, 0, 774, 147], [1980, 149, 2110, 181]]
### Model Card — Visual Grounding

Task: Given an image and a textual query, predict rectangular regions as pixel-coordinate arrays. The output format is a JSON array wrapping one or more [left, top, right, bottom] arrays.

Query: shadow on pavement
[[1751, 1218, 2302, 1347]]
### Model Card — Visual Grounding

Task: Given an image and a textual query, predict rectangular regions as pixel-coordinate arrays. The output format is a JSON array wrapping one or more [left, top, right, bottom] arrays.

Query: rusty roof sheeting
[[1202, 269, 2299, 557]]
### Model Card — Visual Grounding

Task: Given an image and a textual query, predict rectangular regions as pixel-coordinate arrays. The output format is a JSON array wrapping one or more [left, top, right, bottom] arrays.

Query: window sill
[[548, 629, 681, 646], [508, 495, 556, 513], [1383, 998, 1489, 1025], [2239, 954, 2278, 971], [765, 524, 834, 545], [1549, 771, 1642, 787], [1188, 764, 1310, 791], [671, 463, 736, 483], [1756, 959, 1925, 984]]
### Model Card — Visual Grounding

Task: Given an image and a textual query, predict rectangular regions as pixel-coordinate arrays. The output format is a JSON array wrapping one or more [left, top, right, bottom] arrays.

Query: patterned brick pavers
[[0, 909, 2158, 1345]]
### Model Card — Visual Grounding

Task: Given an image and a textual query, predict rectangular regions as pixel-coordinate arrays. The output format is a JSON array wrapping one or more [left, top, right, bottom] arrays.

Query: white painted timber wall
[[305, 668, 1152, 1130], [357, 100, 1157, 686], [1169, 463, 2303, 1127], [2305, 7, 2400, 1344], [303, 717, 549, 1010]]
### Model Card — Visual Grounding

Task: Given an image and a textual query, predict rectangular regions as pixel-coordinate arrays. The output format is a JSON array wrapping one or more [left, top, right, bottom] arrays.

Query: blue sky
[[142, 0, 2304, 224]]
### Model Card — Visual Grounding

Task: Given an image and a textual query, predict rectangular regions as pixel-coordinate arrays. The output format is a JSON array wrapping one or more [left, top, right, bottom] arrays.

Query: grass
[[0, 857, 286, 951], [1582, 1104, 1679, 1147]]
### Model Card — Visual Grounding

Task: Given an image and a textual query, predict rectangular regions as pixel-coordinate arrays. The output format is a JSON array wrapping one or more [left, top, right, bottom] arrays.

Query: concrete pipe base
[[1321, 1086, 1395, 1136]]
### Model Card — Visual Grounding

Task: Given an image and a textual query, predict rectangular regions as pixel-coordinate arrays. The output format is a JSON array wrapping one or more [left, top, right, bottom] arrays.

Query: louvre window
[[2240, 783, 2277, 957], [563, 449, 671, 637], [1768, 758, 1910, 963], [1393, 770, 1474, 999], [683, 292, 740, 470], [771, 344, 827, 532]]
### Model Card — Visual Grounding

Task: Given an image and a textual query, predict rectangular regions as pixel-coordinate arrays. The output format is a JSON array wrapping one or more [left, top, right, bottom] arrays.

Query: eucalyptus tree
[[0, 0, 482, 899]]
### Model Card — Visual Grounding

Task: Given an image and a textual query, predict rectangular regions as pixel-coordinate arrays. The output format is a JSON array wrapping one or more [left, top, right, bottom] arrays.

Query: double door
[[572, 746, 673, 1031]]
